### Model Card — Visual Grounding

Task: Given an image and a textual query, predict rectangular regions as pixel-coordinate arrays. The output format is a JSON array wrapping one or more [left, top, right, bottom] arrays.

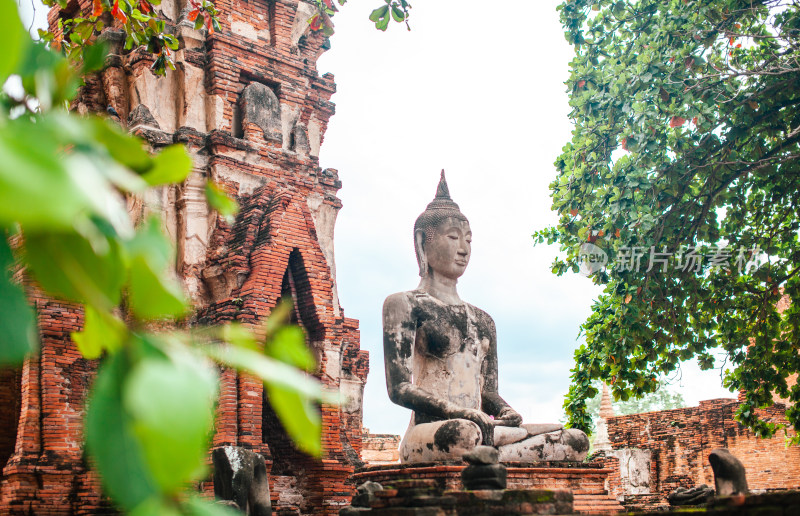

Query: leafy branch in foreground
[[2, 1, 329, 513], [308, 0, 410, 34], [539, 0, 800, 440]]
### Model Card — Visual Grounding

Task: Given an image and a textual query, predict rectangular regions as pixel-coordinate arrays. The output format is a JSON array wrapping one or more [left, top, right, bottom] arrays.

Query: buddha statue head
[[413, 171, 472, 280]]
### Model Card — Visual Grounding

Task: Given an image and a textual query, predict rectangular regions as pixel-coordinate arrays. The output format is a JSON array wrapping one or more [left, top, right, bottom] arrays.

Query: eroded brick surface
[[1, 1, 367, 514]]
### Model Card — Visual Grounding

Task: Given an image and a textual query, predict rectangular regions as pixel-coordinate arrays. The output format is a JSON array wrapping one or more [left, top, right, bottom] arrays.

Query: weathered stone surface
[[352, 462, 623, 514], [212, 446, 271, 516], [710, 448, 749, 496], [463, 446, 499, 466], [639, 490, 800, 516], [339, 480, 573, 515], [667, 484, 714, 506], [291, 123, 310, 155], [353, 481, 384, 508], [239, 82, 281, 141], [128, 104, 160, 129], [383, 172, 588, 464], [461, 464, 507, 491], [602, 448, 651, 496], [497, 429, 588, 463]]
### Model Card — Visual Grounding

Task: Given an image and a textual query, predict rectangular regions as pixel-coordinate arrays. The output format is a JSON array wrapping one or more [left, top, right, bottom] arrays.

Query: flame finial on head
[[424, 169, 461, 212], [435, 169, 451, 200]]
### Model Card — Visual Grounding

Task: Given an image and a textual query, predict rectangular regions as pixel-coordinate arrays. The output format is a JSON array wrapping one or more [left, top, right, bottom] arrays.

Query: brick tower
[[0, 1, 368, 514]]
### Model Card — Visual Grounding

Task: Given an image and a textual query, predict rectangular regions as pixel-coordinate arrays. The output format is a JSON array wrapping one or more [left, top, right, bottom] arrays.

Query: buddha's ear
[[414, 229, 427, 277]]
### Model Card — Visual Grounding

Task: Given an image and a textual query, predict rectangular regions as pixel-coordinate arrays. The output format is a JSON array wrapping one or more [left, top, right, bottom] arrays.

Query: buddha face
[[422, 217, 472, 280]]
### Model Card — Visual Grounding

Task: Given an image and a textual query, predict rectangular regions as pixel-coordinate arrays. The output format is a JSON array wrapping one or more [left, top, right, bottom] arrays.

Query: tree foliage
[[2, 1, 330, 513], [38, 0, 218, 76], [537, 0, 800, 440]]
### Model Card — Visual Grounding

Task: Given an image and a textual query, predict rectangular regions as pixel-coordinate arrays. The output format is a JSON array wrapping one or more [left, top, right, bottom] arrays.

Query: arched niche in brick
[[261, 248, 322, 477], [280, 248, 324, 343], [0, 366, 21, 470]]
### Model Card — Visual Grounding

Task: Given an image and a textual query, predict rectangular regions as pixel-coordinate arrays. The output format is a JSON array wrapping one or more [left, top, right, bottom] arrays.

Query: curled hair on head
[[413, 171, 469, 277]]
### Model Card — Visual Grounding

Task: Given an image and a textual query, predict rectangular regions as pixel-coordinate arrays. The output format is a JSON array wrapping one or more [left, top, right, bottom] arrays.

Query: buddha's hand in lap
[[494, 407, 523, 427], [451, 408, 495, 447]]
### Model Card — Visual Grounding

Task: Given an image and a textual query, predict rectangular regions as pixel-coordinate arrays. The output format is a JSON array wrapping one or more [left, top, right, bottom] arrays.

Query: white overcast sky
[[316, 0, 732, 435], [17, 0, 733, 437]]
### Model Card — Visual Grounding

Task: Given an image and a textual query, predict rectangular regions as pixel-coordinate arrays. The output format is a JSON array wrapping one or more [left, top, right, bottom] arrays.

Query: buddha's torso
[[407, 290, 494, 425]]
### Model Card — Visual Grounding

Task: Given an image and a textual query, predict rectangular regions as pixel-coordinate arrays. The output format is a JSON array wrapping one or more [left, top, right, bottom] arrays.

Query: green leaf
[[125, 217, 172, 271], [0, 118, 96, 230], [162, 34, 179, 51], [183, 496, 241, 516], [220, 322, 259, 350], [128, 256, 189, 320], [264, 298, 294, 336], [203, 345, 327, 401], [17, 41, 78, 108], [24, 232, 125, 308], [82, 41, 109, 74], [265, 325, 316, 372], [124, 342, 218, 493], [141, 145, 192, 186], [376, 15, 390, 31], [266, 383, 321, 456], [129, 497, 183, 516], [86, 352, 158, 510], [0, 234, 37, 364], [205, 181, 239, 223], [131, 8, 150, 22], [91, 117, 152, 174], [124, 217, 188, 320], [0, 0, 28, 83], [369, 5, 388, 22], [391, 5, 405, 22], [72, 306, 126, 360]]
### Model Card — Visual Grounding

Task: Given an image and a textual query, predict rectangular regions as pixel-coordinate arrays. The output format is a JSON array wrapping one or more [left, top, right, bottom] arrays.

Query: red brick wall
[[601, 398, 800, 509], [1, 1, 367, 514]]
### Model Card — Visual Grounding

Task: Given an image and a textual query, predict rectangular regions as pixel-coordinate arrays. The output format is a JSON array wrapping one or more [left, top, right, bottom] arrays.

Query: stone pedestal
[[350, 462, 624, 515], [341, 478, 572, 515]]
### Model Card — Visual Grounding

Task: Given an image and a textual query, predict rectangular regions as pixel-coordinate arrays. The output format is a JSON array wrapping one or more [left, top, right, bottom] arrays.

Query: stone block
[[212, 446, 271, 516]]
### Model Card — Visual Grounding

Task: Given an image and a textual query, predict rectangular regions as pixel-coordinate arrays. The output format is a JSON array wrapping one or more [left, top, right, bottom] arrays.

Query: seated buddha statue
[[382, 171, 589, 463]]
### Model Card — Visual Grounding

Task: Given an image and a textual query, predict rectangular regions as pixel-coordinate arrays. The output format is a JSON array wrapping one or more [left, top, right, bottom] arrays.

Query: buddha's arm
[[480, 314, 523, 426], [383, 293, 495, 444], [382, 293, 456, 415]]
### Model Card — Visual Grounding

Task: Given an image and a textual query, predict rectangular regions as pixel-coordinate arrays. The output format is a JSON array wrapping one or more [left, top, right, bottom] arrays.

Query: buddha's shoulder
[[465, 303, 496, 329], [383, 290, 421, 311]]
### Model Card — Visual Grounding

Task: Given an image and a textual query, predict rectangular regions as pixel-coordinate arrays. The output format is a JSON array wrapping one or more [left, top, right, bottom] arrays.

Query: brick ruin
[[593, 396, 800, 511], [0, 0, 369, 514], [361, 430, 401, 466]]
